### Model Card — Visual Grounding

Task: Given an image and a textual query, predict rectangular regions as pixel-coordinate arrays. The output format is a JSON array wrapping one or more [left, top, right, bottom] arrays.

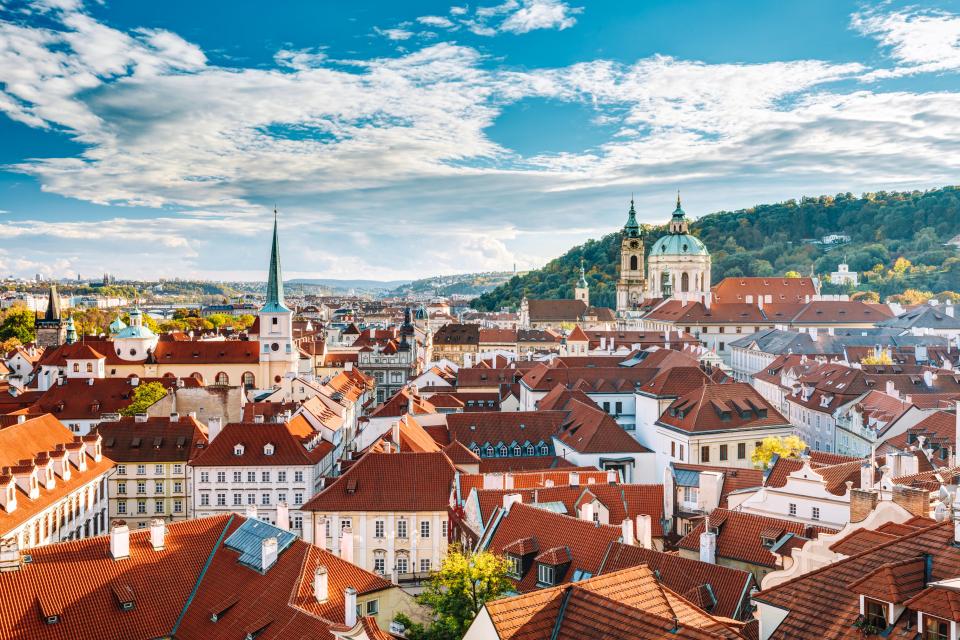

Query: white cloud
[[499, 0, 581, 34], [852, 7, 960, 78], [374, 26, 414, 41], [274, 47, 327, 70], [417, 15, 456, 29]]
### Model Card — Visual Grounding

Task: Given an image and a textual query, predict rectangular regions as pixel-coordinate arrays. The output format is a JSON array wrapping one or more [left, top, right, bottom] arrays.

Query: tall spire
[[44, 284, 61, 321], [263, 207, 289, 312], [676, 189, 681, 210], [578, 257, 588, 288], [623, 197, 641, 238]]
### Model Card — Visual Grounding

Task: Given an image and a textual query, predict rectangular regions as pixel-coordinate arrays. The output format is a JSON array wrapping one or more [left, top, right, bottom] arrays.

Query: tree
[[892, 257, 912, 274], [0, 305, 36, 344], [394, 548, 512, 640], [784, 271, 802, 278], [120, 382, 169, 416], [850, 291, 880, 303], [751, 435, 808, 470], [861, 351, 893, 365]]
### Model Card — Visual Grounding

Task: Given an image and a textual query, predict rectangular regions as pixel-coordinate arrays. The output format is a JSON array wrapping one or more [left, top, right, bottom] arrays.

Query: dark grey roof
[[878, 304, 960, 330], [729, 328, 948, 356]]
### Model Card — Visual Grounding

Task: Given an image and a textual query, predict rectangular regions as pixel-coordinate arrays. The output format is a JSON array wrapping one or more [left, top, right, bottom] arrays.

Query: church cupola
[[623, 198, 641, 238], [647, 192, 712, 305], [669, 191, 690, 234]]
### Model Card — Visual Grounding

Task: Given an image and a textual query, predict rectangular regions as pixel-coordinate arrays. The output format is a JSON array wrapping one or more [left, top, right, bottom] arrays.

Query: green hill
[[472, 187, 960, 311]]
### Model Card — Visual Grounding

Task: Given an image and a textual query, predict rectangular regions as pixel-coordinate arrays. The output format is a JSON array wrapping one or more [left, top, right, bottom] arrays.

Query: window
[[738, 443, 746, 459], [294, 492, 303, 505], [497, 444, 507, 457], [341, 518, 352, 531], [396, 556, 408, 574], [217, 493, 226, 506], [154, 464, 163, 475], [683, 486, 699, 503], [812, 507, 820, 520], [155, 500, 164, 514], [375, 520, 385, 538], [442, 520, 448, 538], [525, 444, 534, 456], [136, 481, 146, 495], [262, 471, 271, 482], [374, 556, 385, 574], [174, 500, 183, 513], [294, 471, 304, 483], [233, 471, 242, 482], [293, 515, 302, 530], [537, 564, 555, 586], [233, 493, 242, 506], [117, 482, 127, 495], [421, 521, 430, 538], [118, 501, 127, 514], [173, 464, 183, 475], [538, 444, 548, 455], [671, 441, 676, 457], [215, 372, 229, 385], [615, 401, 623, 415], [679, 445, 684, 460], [216, 471, 226, 483], [278, 471, 287, 482], [366, 599, 379, 616], [507, 555, 522, 578], [719, 444, 728, 461], [200, 471, 209, 483], [701, 446, 710, 463], [200, 493, 210, 506], [420, 558, 431, 572], [398, 519, 408, 538], [136, 465, 146, 476], [864, 599, 887, 629], [247, 493, 256, 505], [117, 465, 126, 475], [154, 481, 164, 494], [923, 615, 950, 640], [137, 500, 146, 514], [247, 471, 256, 482], [789, 503, 797, 516], [261, 493, 270, 506], [513, 445, 521, 456], [602, 401, 610, 413]]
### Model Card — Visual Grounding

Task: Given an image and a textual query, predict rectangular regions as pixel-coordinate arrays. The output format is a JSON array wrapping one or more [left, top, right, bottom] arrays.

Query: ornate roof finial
[[676, 189, 681, 210]]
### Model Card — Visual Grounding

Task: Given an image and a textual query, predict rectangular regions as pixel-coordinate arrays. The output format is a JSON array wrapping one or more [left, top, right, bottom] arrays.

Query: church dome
[[650, 233, 709, 256], [109, 316, 127, 335]]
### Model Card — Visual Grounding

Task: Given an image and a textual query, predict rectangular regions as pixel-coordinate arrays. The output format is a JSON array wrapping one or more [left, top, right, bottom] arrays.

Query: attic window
[[263, 443, 275, 456], [761, 536, 776, 548], [112, 582, 135, 611], [346, 478, 358, 494], [234, 444, 245, 456], [130, 437, 141, 449]]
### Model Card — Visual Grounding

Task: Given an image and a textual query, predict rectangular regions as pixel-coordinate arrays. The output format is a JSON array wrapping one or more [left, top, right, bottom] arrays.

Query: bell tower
[[574, 258, 590, 306], [258, 209, 297, 389], [616, 198, 646, 313]]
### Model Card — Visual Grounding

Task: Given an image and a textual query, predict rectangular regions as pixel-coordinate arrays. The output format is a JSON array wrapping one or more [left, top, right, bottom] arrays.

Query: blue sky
[[2, 0, 960, 281]]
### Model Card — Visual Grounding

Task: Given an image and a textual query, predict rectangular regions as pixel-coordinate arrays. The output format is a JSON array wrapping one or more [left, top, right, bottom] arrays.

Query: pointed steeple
[[623, 197, 641, 238], [578, 257, 588, 288], [263, 208, 290, 313], [44, 284, 61, 321], [65, 315, 77, 344]]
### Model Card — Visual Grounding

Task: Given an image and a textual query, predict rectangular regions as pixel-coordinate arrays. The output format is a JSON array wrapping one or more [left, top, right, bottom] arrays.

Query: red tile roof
[[904, 584, 960, 621], [303, 452, 455, 513], [152, 340, 260, 364], [95, 415, 208, 463], [677, 508, 837, 568], [189, 422, 332, 468], [658, 383, 789, 434], [599, 542, 756, 620], [30, 377, 199, 420], [847, 556, 928, 603], [711, 277, 818, 304]]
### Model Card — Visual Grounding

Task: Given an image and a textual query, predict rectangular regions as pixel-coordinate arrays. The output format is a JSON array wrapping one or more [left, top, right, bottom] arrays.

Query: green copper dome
[[650, 233, 709, 256]]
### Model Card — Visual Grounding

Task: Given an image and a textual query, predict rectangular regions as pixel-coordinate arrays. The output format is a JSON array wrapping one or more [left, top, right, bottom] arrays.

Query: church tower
[[35, 284, 66, 347], [258, 210, 297, 389], [616, 199, 647, 313], [647, 193, 711, 305], [574, 258, 590, 306]]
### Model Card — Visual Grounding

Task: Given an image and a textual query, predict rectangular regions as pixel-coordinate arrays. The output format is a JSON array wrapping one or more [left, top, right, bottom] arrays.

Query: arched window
[[513, 445, 521, 456], [629, 255, 638, 271], [86, 362, 93, 373], [215, 372, 229, 385], [484, 445, 494, 457], [73, 363, 79, 372], [242, 372, 255, 389], [681, 272, 690, 292], [538, 444, 549, 456], [497, 444, 507, 457]]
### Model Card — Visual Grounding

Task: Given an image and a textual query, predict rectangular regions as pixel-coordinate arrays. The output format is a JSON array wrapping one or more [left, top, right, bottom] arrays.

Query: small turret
[[623, 198, 641, 238], [65, 316, 77, 345]]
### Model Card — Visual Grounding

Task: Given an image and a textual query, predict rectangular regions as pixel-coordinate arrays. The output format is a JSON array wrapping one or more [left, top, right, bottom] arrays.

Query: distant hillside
[[287, 278, 410, 293], [472, 187, 960, 311], [386, 271, 519, 297]]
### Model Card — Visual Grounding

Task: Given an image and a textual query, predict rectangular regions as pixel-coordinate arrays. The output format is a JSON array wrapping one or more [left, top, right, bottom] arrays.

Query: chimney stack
[[340, 526, 354, 564], [502, 493, 522, 512], [621, 518, 635, 545], [314, 517, 328, 551], [169, 412, 179, 423], [579, 501, 595, 523], [0, 541, 20, 572], [636, 514, 653, 549], [110, 521, 130, 560], [208, 416, 223, 441], [149, 519, 165, 551], [860, 462, 873, 490], [699, 518, 716, 564], [392, 421, 401, 448], [276, 501, 289, 531], [568, 472, 579, 487], [245, 504, 258, 520], [344, 587, 358, 627], [261, 537, 278, 572], [313, 565, 329, 603]]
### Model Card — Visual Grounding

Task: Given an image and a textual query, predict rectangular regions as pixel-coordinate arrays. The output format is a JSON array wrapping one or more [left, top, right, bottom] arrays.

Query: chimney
[[390, 569, 399, 585], [208, 416, 223, 441], [924, 370, 934, 387], [607, 469, 618, 484], [87, 378, 94, 386], [502, 493, 522, 513], [699, 523, 717, 564], [261, 537, 278, 572], [340, 526, 354, 564], [892, 486, 929, 518], [135, 413, 148, 423], [860, 462, 873, 490], [253, 414, 265, 424], [621, 518, 635, 545], [16, 415, 25, 425], [130, 376, 139, 387], [392, 421, 401, 447], [568, 472, 579, 487], [110, 521, 130, 560], [276, 501, 289, 531], [245, 504, 258, 520], [344, 587, 358, 627], [885, 380, 898, 399], [900, 453, 919, 477], [503, 473, 514, 490], [149, 519, 165, 551], [636, 514, 653, 549], [169, 412, 179, 423], [314, 517, 328, 551], [313, 565, 329, 603], [947, 304, 955, 318], [850, 488, 879, 523]]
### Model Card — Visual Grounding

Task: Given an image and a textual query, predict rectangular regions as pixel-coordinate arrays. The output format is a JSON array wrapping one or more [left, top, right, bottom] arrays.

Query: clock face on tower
[[629, 240, 640, 249]]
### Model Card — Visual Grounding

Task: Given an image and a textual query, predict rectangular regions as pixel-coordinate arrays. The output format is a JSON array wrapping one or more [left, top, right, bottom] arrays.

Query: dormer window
[[234, 444, 244, 456], [264, 443, 275, 456], [863, 598, 888, 630], [507, 555, 522, 579], [537, 564, 555, 586]]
